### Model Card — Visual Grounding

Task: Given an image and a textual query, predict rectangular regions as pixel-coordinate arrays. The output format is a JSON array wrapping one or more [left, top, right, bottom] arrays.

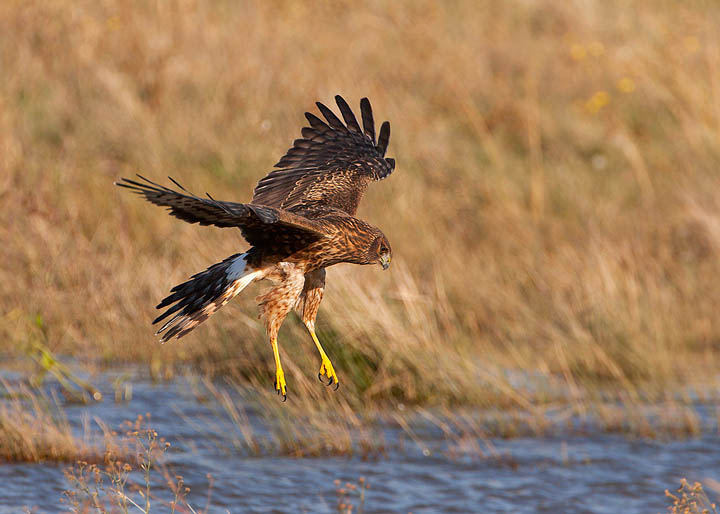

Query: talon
[[308, 330, 339, 391], [274, 378, 287, 398], [317, 357, 339, 390], [318, 357, 339, 390], [333, 381, 340, 391], [273, 373, 287, 398], [270, 338, 287, 400]]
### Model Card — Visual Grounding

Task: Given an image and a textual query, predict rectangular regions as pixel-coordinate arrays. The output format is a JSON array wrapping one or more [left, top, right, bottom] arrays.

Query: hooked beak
[[380, 254, 391, 270]]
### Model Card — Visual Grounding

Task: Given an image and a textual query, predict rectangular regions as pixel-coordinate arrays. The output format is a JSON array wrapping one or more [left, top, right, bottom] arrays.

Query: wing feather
[[304, 112, 331, 133], [316, 101, 347, 131], [253, 96, 395, 215], [378, 121, 391, 157], [116, 175, 328, 250], [360, 97, 376, 142], [336, 95, 363, 134]]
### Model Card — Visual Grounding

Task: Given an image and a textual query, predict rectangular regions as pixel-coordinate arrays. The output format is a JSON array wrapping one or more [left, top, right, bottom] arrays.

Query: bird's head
[[369, 233, 392, 270]]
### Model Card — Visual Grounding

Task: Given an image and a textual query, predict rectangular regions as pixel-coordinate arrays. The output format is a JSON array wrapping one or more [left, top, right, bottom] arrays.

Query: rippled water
[[1, 372, 719, 513]]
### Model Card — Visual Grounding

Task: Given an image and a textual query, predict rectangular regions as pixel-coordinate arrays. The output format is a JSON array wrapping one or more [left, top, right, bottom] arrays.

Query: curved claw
[[274, 379, 287, 400], [318, 357, 339, 390], [322, 375, 340, 391], [319, 373, 338, 387]]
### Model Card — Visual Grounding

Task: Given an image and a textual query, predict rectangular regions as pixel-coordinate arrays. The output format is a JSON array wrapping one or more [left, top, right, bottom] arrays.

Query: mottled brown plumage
[[252, 96, 394, 214], [116, 95, 395, 399]]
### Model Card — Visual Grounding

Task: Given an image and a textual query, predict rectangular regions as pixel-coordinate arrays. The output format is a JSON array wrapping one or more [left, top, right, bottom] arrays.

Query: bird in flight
[[116, 95, 395, 401]]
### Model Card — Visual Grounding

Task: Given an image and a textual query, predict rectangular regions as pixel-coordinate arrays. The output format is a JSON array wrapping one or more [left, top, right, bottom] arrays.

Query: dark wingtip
[[115, 176, 149, 192], [378, 121, 391, 155], [167, 175, 192, 194], [360, 98, 375, 142], [316, 101, 345, 130], [115, 177, 134, 188], [305, 111, 328, 131], [335, 95, 362, 133], [135, 173, 155, 185]]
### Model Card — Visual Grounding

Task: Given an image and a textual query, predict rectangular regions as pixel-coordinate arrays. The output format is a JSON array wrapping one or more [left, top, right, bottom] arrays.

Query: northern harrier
[[117, 96, 394, 400]]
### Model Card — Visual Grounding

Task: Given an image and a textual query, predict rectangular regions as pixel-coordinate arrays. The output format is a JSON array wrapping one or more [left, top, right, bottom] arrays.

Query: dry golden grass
[[2, 0, 720, 408], [0, 379, 105, 463], [62, 415, 206, 513]]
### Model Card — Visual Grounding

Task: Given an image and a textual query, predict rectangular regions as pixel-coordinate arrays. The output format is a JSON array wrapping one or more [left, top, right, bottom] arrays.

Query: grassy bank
[[2, 0, 720, 407]]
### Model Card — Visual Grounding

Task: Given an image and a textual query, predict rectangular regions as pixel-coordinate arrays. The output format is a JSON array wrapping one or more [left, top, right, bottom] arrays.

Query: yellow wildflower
[[684, 36, 700, 54], [585, 91, 610, 114], [570, 44, 587, 60], [617, 77, 635, 93]]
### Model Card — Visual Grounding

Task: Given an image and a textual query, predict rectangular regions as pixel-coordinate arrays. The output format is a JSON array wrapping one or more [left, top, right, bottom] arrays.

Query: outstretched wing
[[116, 175, 328, 250], [251, 95, 395, 215]]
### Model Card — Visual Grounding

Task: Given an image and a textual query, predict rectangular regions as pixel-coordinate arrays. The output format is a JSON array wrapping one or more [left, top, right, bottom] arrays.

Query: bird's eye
[[380, 246, 388, 253]]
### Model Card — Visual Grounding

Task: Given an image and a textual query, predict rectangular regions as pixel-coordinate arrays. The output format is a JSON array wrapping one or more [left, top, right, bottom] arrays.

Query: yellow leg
[[308, 329, 339, 390], [271, 338, 287, 401]]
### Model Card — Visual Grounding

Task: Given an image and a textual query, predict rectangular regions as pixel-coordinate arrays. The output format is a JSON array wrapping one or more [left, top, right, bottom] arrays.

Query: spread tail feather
[[154, 252, 262, 341]]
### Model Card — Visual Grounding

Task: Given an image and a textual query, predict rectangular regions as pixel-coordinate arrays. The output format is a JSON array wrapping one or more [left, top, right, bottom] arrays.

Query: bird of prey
[[116, 95, 394, 400]]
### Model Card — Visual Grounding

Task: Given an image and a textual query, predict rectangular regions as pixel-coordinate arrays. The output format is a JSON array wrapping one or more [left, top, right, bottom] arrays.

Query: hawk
[[116, 95, 394, 400]]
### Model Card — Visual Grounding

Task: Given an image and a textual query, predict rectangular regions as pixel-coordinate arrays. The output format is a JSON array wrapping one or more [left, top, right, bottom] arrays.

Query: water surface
[[1, 372, 718, 513]]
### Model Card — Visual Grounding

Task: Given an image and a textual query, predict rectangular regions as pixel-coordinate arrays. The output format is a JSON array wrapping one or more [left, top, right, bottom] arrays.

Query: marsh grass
[[185, 377, 388, 458], [0, 378, 107, 463], [63, 415, 210, 514], [2, 0, 720, 417], [189, 376, 713, 465], [1, 357, 710, 471]]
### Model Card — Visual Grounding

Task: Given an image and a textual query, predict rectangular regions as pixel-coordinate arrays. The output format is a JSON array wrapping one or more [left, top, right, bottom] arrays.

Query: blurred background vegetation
[[2, 0, 720, 412]]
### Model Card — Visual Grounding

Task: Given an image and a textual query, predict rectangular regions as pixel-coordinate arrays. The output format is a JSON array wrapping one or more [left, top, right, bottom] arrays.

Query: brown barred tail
[[153, 252, 263, 341]]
